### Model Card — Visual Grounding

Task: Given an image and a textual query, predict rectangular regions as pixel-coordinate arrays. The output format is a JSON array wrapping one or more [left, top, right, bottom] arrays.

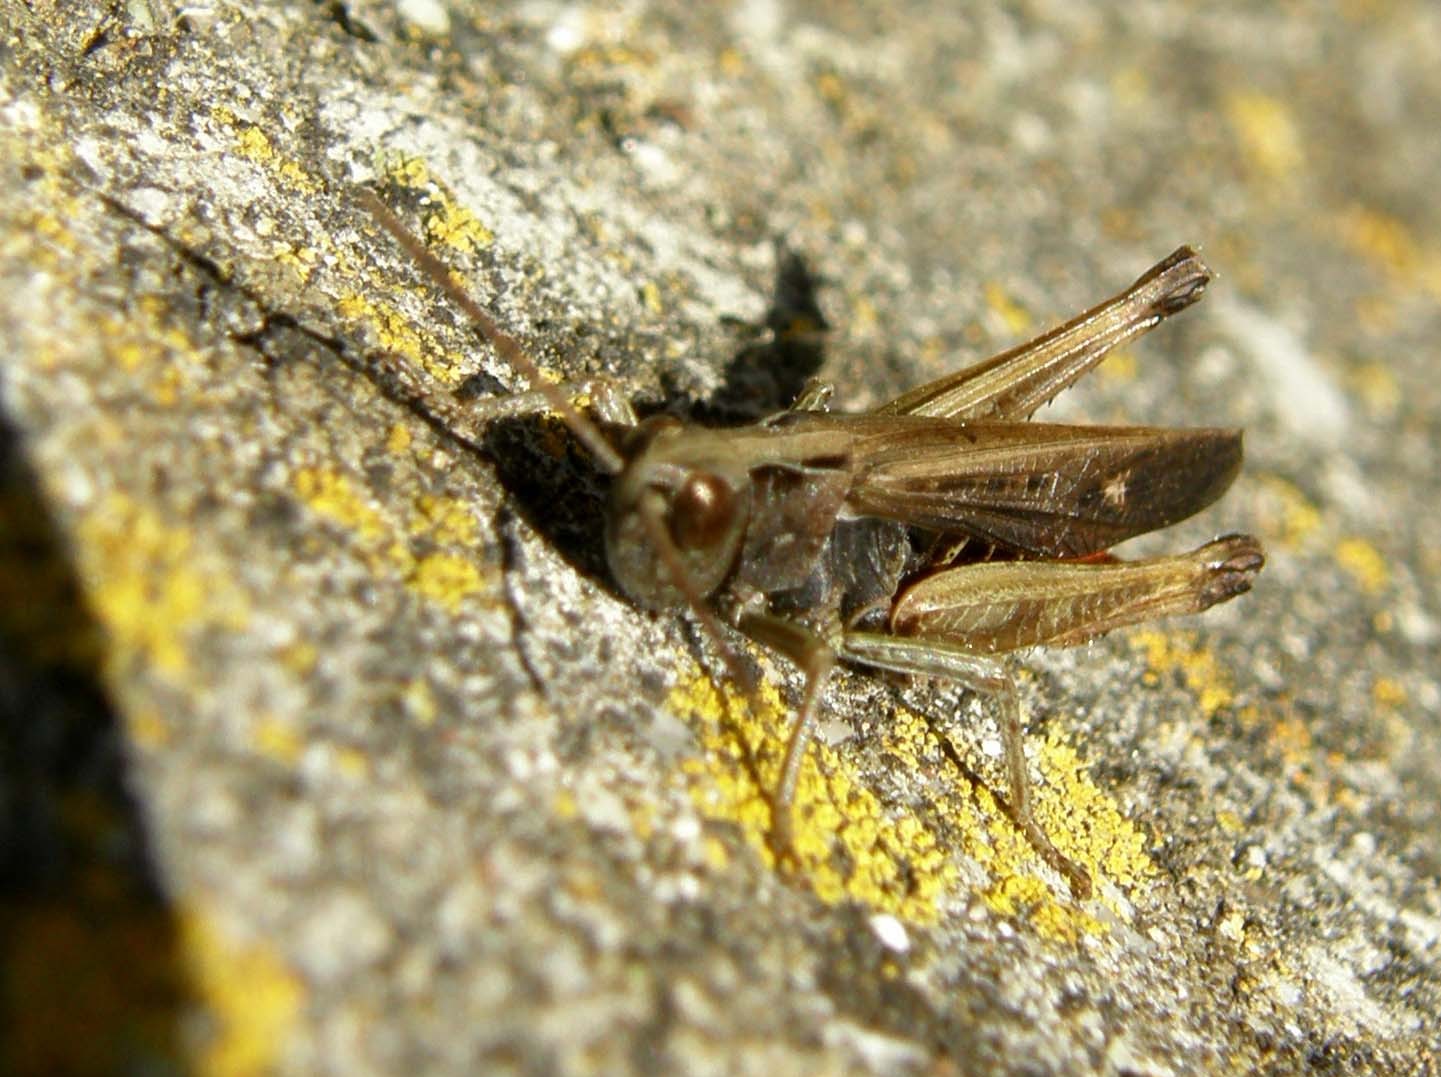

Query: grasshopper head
[[605, 416, 751, 610]]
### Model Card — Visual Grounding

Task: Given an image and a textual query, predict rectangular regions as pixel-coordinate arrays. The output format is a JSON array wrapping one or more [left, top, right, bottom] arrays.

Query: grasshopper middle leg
[[840, 632, 1092, 897]]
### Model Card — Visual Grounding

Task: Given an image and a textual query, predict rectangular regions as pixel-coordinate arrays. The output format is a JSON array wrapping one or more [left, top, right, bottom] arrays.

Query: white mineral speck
[[868, 913, 911, 953], [397, 0, 449, 35]]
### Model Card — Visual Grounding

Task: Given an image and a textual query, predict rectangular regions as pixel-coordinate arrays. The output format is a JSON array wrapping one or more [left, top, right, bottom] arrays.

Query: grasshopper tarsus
[[766, 808, 803, 875], [1013, 815, 1092, 900], [1195, 534, 1266, 607], [1145, 244, 1212, 315], [365, 186, 1262, 901]]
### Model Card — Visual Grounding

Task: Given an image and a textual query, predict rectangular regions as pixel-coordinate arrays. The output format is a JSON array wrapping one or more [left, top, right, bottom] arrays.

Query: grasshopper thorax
[[605, 415, 752, 611]]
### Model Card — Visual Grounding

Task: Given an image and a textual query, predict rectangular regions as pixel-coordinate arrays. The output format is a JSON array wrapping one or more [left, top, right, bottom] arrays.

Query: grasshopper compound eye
[[604, 415, 753, 611], [670, 473, 739, 553], [605, 469, 750, 610]]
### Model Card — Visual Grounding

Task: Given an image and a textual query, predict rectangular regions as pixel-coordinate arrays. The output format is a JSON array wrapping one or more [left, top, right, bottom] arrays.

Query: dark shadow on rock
[[687, 245, 830, 425], [479, 246, 831, 591], [481, 411, 616, 587], [0, 401, 197, 1075]]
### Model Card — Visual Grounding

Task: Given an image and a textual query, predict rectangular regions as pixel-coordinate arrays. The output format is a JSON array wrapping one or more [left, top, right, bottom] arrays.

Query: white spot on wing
[[1103, 470, 1129, 507]]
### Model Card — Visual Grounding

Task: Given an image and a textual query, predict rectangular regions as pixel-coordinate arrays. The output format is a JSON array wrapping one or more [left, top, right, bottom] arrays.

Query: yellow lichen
[[1347, 361, 1401, 418], [77, 495, 248, 680], [1270, 713, 1314, 769], [1217, 907, 1247, 943], [984, 872, 1107, 943], [292, 466, 388, 542], [335, 290, 471, 387], [552, 788, 579, 820], [376, 152, 495, 255], [671, 660, 1153, 937], [127, 705, 170, 749], [289, 463, 500, 614], [213, 107, 320, 194], [1372, 677, 1406, 709], [423, 199, 494, 254], [1215, 809, 1244, 835], [1336, 205, 1422, 276], [1128, 629, 1235, 718], [670, 665, 957, 924], [280, 640, 319, 675], [272, 242, 319, 284], [252, 715, 304, 765], [334, 746, 371, 779], [180, 911, 304, 1077], [1335, 205, 1441, 299], [815, 70, 847, 108], [234, 125, 272, 161], [983, 281, 1032, 336], [386, 422, 413, 455], [1225, 92, 1304, 180], [1109, 66, 1150, 110], [381, 152, 433, 189], [92, 297, 207, 407], [402, 677, 438, 726], [850, 294, 880, 336], [1033, 732, 1154, 890], [410, 494, 479, 545], [1256, 475, 1322, 549], [407, 552, 487, 611], [940, 722, 1153, 941], [1097, 347, 1137, 384], [1334, 536, 1389, 595]]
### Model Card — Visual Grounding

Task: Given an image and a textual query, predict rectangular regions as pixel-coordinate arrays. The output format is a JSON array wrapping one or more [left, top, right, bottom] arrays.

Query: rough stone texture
[[3, 1, 1439, 1074]]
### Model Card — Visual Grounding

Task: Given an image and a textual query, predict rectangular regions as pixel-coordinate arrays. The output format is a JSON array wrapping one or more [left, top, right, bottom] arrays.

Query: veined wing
[[838, 416, 1243, 558]]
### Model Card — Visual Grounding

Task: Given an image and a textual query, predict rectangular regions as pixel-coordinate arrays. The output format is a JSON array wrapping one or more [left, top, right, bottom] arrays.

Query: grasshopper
[[363, 190, 1263, 898]]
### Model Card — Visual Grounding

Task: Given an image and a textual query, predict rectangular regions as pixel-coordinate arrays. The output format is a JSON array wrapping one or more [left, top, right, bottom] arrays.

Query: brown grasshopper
[[363, 190, 1263, 898]]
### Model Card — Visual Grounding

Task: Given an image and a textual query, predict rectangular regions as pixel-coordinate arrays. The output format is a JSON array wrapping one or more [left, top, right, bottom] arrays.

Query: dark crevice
[[0, 399, 197, 1074], [316, 0, 379, 42]]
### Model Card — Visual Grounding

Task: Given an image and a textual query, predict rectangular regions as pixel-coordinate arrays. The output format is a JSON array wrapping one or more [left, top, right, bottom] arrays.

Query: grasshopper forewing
[[363, 190, 1263, 899]]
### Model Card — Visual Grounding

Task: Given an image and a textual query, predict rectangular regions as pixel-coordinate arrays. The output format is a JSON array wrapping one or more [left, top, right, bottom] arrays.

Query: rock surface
[[3, 1, 1439, 1073]]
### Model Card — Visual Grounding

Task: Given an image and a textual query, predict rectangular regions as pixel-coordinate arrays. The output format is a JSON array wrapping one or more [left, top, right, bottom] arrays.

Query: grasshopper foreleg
[[736, 612, 838, 863]]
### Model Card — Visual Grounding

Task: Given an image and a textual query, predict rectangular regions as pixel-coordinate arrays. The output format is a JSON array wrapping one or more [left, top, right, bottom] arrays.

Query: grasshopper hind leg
[[842, 535, 1263, 899]]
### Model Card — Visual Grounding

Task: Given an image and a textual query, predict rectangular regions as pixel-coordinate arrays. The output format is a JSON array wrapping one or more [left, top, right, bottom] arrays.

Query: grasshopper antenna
[[361, 187, 760, 701], [359, 187, 625, 476]]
